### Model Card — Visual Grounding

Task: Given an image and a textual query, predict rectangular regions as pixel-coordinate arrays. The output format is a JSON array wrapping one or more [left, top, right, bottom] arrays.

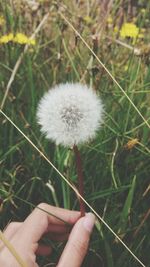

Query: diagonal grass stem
[[0, 231, 27, 267]]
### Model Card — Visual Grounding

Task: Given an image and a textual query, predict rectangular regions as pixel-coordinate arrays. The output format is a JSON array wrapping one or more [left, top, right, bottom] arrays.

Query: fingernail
[[83, 213, 95, 233]]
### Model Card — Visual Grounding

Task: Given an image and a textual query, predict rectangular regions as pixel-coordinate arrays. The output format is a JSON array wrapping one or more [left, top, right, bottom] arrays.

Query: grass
[[0, 0, 150, 266]]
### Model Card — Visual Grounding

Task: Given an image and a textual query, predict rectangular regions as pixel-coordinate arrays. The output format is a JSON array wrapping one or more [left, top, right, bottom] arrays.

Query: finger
[[57, 213, 95, 267], [0, 222, 22, 249], [17, 203, 80, 244], [35, 203, 80, 225], [36, 244, 52, 256], [3, 222, 22, 238]]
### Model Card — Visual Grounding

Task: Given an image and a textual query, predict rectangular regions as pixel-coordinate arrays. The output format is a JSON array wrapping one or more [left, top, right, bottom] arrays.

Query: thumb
[[57, 213, 95, 267]]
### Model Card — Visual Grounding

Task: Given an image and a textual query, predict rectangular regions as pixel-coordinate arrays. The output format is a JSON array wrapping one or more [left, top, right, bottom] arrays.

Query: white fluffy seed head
[[36, 83, 104, 147]]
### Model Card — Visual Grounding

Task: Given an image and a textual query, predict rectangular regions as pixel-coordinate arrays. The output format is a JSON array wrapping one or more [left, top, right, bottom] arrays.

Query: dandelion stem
[[73, 145, 85, 217]]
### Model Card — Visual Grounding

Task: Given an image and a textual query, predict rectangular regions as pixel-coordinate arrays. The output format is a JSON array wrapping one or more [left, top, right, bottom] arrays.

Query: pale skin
[[0, 203, 95, 267]]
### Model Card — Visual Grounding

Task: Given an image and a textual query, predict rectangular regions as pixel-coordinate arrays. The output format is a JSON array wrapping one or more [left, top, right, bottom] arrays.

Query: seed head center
[[61, 105, 83, 128]]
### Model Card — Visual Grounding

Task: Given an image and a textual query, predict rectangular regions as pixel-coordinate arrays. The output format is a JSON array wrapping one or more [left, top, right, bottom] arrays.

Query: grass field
[[0, 0, 150, 266]]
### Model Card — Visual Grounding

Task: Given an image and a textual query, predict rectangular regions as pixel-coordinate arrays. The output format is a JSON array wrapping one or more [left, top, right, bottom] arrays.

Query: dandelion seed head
[[37, 83, 104, 147]]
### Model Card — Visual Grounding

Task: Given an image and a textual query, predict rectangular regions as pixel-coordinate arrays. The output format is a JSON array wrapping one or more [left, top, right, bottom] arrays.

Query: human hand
[[0, 203, 95, 267]]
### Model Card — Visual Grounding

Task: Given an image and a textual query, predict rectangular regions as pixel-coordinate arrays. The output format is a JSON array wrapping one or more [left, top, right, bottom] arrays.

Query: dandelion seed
[[37, 83, 104, 147]]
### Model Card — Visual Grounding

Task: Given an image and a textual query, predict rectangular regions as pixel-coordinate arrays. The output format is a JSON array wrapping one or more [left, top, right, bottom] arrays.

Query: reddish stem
[[73, 145, 85, 217]]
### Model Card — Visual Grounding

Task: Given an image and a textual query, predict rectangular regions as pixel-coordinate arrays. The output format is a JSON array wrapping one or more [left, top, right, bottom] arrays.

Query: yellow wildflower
[[13, 33, 28, 44], [124, 65, 128, 71], [107, 16, 113, 24], [114, 26, 119, 33], [0, 32, 36, 45], [13, 33, 36, 45], [120, 23, 139, 38], [0, 15, 5, 26], [0, 33, 14, 44], [28, 38, 36, 45], [124, 138, 139, 150], [83, 16, 93, 25]]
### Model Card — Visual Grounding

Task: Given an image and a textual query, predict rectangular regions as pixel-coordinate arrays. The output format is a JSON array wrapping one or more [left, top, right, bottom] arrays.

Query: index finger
[[16, 203, 80, 244]]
